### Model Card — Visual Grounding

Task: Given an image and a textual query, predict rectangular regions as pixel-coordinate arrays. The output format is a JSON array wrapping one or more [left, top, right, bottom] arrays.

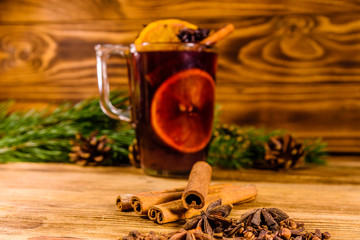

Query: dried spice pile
[[121, 205, 331, 240], [221, 207, 331, 240], [116, 162, 257, 224]]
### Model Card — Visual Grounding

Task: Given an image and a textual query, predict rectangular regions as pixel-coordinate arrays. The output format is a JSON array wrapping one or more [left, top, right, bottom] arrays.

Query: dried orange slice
[[151, 68, 215, 153], [135, 19, 197, 44]]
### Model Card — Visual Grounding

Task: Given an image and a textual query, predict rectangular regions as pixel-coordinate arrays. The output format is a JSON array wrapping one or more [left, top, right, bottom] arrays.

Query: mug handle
[[95, 44, 131, 122]]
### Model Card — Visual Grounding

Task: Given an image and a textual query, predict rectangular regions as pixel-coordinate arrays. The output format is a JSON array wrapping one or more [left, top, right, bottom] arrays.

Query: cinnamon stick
[[115, 194, 134, 211], [200, 23, 235, 46], [131, 187, 184, 215], [182, 161, 212, 209], [146, 183, 229, 220], [131, 183, 231, 215], [148, 184, 257, 224]]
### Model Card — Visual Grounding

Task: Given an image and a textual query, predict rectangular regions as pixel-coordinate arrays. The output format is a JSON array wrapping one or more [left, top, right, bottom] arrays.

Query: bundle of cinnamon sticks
[[116, 161, 257, 224]]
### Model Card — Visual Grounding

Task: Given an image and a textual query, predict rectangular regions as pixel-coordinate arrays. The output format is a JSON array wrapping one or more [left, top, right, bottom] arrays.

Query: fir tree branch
[[304, 138, 328, 165], [1, 97, 327, 169], [0, 92, 134, 164], [207, 124, 327, 170]]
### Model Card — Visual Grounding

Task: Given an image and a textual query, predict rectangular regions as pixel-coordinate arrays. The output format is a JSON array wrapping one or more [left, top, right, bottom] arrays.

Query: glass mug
[[95, 43, 217, 177]]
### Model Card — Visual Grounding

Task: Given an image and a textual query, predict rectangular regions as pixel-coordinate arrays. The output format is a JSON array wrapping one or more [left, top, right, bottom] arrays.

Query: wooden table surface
[[1, 157, 360, 240]]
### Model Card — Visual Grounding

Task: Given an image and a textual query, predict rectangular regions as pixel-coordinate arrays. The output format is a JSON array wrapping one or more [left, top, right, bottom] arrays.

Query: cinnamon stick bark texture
[[200, 23, 235, 46], [147, 183, 232, 221], [115, 194, 134, 211], [150, 184, 257, 224], [131, 188, 184, 215], [182, 161, 212, 209], [132, 184, 230, 215]]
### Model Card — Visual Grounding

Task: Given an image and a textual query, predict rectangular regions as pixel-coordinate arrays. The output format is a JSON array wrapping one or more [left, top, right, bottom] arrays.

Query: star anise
[[183, 199, 233, 236], [177, 28, 210, 43], [224, 208, 289, 237]]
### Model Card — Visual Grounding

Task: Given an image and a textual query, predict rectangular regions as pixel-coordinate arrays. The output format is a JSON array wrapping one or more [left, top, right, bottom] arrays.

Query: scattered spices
[[122, 230, 168, 240], [222, 208, 331, 240], [121, 206, 331, 240], [183, 199, 232, 236], [122, 229, 214, 240], [168, 229, 214, 240], [226, 208, 289, 233], [118, 162, 330, 240]]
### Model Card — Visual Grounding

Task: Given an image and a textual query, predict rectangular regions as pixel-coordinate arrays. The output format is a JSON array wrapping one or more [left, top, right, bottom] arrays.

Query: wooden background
[[1, 0, 360, 153]]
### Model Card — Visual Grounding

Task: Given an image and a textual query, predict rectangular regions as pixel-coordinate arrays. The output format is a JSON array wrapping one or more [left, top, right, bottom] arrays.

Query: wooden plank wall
[[0, 0, 360, 153]]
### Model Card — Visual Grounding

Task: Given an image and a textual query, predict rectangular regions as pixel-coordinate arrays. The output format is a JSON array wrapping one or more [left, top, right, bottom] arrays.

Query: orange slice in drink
[[135, 19, 197, 44], [151, 68, 215, 153]]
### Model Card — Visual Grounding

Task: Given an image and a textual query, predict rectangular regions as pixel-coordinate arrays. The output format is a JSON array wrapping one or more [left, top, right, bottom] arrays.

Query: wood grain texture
[[0, 159, 359, 240], [1, 0, 360, 22], [0, 0, 360, 153]]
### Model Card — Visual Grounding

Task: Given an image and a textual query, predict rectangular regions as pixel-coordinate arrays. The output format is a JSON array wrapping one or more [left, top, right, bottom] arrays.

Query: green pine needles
[[0, 92, 134, 164], [208, 124, 327, 169]]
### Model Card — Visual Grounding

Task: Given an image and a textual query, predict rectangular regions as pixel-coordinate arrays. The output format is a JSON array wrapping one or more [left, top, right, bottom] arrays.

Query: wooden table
[[1, 157, 360, 240]]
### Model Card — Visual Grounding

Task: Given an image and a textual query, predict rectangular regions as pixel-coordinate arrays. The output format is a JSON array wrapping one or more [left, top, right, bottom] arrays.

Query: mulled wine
[[130, 44, 217, 176]]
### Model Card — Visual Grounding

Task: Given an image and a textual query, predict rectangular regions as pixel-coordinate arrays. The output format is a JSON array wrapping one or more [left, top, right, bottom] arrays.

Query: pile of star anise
[[221, 208, 331, 240], [121, 202, 331, 240]]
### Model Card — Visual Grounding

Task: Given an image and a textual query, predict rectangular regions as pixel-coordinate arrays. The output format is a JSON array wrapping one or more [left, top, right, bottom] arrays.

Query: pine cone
[[264, 134, 305, 170], [128, 138, 141, 168], [69, 131, 112, 166]]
